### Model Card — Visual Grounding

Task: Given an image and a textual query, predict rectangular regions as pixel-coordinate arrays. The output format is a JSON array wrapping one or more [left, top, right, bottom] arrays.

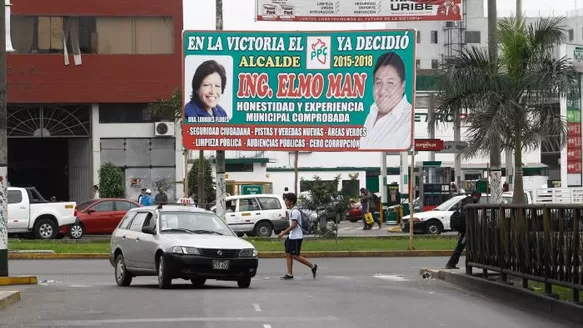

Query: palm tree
[[434, 16, 576, 204], [149, 88, 206, 203]]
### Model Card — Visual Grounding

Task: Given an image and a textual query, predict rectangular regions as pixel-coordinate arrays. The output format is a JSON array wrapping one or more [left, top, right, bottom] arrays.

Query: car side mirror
[[87, 209, 95, 214], [142, 226, 156, 234]]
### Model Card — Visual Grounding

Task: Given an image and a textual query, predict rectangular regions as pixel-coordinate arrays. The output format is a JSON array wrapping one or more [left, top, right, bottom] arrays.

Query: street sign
[[422, 161, 441, 167], [414, 139, 444, 151], [241, 185, 264, 195], [439, 141, 469, 153], [255, 0, 464, 22]]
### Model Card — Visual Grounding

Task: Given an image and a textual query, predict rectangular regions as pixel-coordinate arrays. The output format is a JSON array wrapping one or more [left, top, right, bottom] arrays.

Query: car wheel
[[68, 223, 84, 239], [349, 219, 358, 223], [254, 221, 273, 237], [34, 218, 58, 239], [190, 278, 206, 288], [424, 220, 442, 235], [115, 254, 132, 287], [237, 277, 251, 288], [157, 254, 172, 289]]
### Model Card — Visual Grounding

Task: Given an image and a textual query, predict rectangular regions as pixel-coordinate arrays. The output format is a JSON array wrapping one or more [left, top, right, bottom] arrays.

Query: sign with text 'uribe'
[[182, 30, 417, 152], [255, 0, 463, 22]]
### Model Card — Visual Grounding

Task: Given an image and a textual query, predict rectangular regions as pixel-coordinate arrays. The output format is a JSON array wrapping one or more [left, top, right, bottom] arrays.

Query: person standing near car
[[278, 192, 318, 280], [140, 189, 153, 206], [445, 190, 481, 269], [360, 188, 381, 230]]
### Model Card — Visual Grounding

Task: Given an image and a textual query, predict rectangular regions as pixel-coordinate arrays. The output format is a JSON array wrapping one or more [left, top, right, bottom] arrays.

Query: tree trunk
[[487, 0, 503, 203], [512, 124, 526, 204], [453, 112, 462, 193], [294, 151, 299, 194]]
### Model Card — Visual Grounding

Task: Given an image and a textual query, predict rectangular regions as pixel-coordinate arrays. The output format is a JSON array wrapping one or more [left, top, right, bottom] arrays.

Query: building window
[[431, 31, 438, 44], [417, 30, 421, 43], [431, 59, 439, 69], [11, 16, 174, 54], [416, 59, 421, 69], [465, 31, 481, 43], [568, 29, 574, 41], [225, 163, 253, 172], [99, 103, 154, 123]]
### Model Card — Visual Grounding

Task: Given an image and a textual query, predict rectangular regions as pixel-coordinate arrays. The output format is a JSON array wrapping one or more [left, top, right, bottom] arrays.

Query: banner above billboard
[[181, 29, 416, 152], [255, 0, 463, 22]]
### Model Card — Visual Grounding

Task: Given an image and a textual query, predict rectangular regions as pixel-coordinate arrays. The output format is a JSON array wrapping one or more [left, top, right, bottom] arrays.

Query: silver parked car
[[109, 204, 259, 289]]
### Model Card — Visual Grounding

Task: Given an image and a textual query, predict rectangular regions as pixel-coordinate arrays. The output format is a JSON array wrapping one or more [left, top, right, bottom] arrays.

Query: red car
[[61, 198, 141, 239]]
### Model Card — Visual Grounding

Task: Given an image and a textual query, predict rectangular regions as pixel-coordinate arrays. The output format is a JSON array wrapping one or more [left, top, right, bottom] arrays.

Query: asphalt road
[[0, 258, 573, 328]]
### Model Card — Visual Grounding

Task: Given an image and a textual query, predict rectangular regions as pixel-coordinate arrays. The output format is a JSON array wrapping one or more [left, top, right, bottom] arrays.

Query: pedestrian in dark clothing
[[360, 188, 381, 230], [445, 190, 481, 269]]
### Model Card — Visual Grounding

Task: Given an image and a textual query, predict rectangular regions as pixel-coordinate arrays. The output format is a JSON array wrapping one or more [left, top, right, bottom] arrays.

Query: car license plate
[[212, 260, 230, 270]]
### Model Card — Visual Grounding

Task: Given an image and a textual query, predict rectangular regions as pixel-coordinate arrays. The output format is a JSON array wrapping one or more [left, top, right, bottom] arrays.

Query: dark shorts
[[284, 238, 303, 255]]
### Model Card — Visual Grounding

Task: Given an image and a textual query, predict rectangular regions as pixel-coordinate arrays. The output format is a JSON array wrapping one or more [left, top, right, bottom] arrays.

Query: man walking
[[155, 187, 168, 204], [445, 190, 481, 269], [278, 192, 318, 280]]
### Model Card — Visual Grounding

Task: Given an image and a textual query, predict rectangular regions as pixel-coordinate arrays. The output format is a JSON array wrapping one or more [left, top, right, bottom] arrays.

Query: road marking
[[253, 303, 262, 312], [37, 316, 339, 326], [373, 274, 409, 282], [263, 325, 272, 328]]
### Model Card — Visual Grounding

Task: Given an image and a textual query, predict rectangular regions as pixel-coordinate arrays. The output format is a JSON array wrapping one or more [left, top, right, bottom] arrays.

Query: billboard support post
[[409, 150, 415, 250]]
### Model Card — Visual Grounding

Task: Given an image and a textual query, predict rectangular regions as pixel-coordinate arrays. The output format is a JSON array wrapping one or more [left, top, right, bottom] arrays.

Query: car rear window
[[257, 197, 282, 210]]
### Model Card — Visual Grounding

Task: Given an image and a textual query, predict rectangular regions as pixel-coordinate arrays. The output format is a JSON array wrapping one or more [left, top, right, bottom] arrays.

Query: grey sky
[[183, 0, 583, 30]]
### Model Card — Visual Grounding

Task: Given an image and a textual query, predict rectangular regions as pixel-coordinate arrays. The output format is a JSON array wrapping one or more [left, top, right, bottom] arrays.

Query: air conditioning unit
[[154, 122, 175, 137]]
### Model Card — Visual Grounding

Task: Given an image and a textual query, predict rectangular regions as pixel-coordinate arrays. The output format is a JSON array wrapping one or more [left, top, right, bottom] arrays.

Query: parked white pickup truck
[[7, 187, 77, 239]]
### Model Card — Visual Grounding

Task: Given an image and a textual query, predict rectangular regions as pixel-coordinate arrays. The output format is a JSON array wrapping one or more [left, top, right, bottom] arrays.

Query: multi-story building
[[7, 0, 183, 202], [210, 0, 582, 196]]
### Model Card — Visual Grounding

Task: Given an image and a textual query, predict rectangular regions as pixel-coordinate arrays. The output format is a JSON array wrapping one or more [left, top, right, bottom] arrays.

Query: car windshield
[[159, 211, 235, 236], [76, 200, 95, 211], [434, 197, 463, 211]]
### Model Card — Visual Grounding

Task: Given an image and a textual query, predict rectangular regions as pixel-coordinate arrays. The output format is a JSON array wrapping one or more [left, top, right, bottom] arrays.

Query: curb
[[0, 276, 38, 286], [8, 250, 456, 260], [419, 268, 583, 327], [0, 291, 21, 310]]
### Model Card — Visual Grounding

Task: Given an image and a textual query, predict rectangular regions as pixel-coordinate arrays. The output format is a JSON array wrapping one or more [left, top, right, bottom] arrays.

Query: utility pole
[[215, 0, 226, 220], [487, 0, 502, 203], [0, 0, 9, 277], [516, 0, 522, 18]]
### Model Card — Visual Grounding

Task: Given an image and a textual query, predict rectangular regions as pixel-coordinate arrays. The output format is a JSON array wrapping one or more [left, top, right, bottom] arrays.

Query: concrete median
[[0, 291, 21, 310]]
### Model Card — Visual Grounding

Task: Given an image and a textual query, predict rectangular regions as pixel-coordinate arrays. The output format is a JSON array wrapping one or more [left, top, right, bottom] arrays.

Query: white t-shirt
[[289, 206, 303, 240], [359, 96, 413, 150]]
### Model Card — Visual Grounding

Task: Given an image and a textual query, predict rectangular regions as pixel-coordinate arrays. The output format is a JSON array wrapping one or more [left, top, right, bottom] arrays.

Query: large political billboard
[[255, 0, 463, 22], [182, 29, 416, 152]]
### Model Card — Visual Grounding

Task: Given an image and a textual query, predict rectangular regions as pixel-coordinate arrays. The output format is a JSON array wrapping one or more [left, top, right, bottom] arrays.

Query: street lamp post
[[0, 0, 14, 277]]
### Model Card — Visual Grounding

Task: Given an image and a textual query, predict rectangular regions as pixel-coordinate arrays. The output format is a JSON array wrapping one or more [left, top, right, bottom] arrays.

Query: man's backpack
[[450, 210, 465, 232], [450, 196, 472, 232], [292, 207, 312, 235]]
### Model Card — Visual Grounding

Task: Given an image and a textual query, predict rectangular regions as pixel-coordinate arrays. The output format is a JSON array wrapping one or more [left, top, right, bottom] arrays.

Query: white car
[[109, 204, 258, 289], [402, 192, 529, 235], [212, 194, 289, 237], [7, 187, 77, 239]]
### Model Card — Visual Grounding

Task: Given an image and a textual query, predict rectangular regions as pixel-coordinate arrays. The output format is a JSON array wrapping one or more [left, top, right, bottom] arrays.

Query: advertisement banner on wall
[[255, 0, 463, 22], [567, 76, 582, 179], [181, 30, 416, 152]]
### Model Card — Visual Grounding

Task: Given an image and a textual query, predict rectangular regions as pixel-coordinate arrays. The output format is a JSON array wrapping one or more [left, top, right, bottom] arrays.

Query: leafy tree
[[148, 87, 182, 121], [149, 87, 208, 201], [433, 16, 576, 204], [299, 175, 350, 217], [188, 157, 215, 206], [98, 162, 125, 198]]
